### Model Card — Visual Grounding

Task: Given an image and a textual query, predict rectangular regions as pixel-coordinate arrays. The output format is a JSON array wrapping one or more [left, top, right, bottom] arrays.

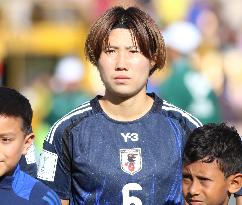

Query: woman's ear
[[151, 60, 156, 68], [22, 133, 35, 155], [227, 173, 242, 194]]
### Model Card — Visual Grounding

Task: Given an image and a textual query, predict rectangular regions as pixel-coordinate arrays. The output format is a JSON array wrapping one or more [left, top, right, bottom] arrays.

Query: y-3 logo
[[121, 133, 139, 142]]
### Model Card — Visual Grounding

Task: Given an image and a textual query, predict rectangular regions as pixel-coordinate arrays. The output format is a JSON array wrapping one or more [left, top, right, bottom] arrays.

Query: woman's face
[[98, 28, 154, 99]]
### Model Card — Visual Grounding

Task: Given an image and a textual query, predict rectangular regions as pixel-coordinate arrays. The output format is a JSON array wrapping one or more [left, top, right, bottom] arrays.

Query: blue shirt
[[37, 93, 202, 205], [19, 155, 37, 178], [19, 143, 38, 178], [0, 165, 61, 205]]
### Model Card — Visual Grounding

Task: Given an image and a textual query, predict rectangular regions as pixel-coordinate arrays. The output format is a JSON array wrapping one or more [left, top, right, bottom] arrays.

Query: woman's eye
[[130, 50, 139, 53], [105, 49, 115, 54]]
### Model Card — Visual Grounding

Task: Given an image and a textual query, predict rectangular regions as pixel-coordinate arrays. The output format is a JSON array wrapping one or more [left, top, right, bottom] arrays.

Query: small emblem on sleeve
[[25, 143, 37, 164], [37, 149, 58, 181], [120, 148, 142, 175]]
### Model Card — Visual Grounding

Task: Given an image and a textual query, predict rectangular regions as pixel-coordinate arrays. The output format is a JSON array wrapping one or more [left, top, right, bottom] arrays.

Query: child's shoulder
[[14, 169, 61, 204], [30, 179, 61, 204]]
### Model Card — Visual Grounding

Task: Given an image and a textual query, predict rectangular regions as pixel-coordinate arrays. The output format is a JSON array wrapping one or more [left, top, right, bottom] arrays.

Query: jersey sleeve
[[235, 188, 242, 197], [182, 114, 202, 149], [30, 181, 62, 205], [161, 99, 202, 144], [235, 139, 242, 197], [37, 120, 73, 200], [19, 143, 37, 178]]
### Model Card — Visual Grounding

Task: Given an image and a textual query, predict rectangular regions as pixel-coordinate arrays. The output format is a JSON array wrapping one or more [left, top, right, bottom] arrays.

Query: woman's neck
[[99, 91, 154, 121]]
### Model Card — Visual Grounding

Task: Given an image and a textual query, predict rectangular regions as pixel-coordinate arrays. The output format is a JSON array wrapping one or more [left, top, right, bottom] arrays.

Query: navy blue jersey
[[19, 144, 37, 178], [0, 164, 61, 205], [235, 138, 242, 197], [235, 189, 242, 197], [37, 93, 202, 205]]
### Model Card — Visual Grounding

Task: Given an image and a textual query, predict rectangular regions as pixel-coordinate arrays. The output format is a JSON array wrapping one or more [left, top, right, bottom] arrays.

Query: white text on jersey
[[121, 133, 139, 142]]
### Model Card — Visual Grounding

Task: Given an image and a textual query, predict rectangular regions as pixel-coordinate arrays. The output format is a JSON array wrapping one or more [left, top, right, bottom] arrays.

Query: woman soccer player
[[37, 6, 202, 205]]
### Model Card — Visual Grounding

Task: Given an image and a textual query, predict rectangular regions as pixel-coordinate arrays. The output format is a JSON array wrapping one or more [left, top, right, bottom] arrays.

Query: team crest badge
[[120, 148, 142, 175]]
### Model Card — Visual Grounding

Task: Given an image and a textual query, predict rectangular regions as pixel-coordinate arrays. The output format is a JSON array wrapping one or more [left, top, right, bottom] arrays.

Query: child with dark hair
[[183, 123, 242, 205], [0, 86, 37, 177], [0, 87, 61, 205]]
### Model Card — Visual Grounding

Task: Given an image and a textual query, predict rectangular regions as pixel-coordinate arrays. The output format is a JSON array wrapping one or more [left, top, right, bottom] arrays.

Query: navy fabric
[[235, 186, 242, 197], [19, 155, 37, 178], [235, 138, 242, 197], [0, 165, 61, 205], [38, 93, 202, 205]]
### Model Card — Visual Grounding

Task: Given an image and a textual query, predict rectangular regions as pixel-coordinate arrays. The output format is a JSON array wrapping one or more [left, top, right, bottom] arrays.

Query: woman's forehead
[[104, 28, 138, 47]]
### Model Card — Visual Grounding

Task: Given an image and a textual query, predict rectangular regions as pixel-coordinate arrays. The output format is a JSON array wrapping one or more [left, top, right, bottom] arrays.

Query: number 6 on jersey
[[122, 183, 142, 205]]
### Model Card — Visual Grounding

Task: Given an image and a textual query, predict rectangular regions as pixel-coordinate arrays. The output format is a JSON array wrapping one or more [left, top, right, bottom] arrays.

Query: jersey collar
[[0, 164, 20, 190]]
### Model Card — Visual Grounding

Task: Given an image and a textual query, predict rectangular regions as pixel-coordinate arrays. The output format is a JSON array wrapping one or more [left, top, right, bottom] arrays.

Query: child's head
[[0, 87, 34, 177], [85, 6, 166, 76], [182, 123, 242, 205]]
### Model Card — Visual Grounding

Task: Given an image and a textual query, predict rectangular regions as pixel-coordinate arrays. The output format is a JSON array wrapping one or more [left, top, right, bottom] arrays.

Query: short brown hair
[[85, 6, 166, 75]]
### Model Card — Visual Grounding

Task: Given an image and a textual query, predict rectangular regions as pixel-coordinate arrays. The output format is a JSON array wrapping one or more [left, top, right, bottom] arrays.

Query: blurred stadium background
[[0, 0, 241, 157], [0, 1, 241, 203]]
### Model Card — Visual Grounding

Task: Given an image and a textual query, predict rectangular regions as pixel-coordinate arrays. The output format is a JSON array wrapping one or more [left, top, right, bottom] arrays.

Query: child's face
[[182, 159, 230, 205], [0, 116, 33, 177]]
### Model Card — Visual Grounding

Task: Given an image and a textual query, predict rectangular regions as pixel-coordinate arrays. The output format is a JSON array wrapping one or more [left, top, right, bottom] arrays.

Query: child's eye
[[1, 138, 11, 144], [199, 177, 210, 182], [197, 175, 210, 180], [197, 176, 211, 186], [182, 174, 192, 181]]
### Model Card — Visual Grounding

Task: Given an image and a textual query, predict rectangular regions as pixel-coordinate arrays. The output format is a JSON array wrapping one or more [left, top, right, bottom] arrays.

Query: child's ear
[[227, 173, 242, 194], [22, 133, 35, 155]]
